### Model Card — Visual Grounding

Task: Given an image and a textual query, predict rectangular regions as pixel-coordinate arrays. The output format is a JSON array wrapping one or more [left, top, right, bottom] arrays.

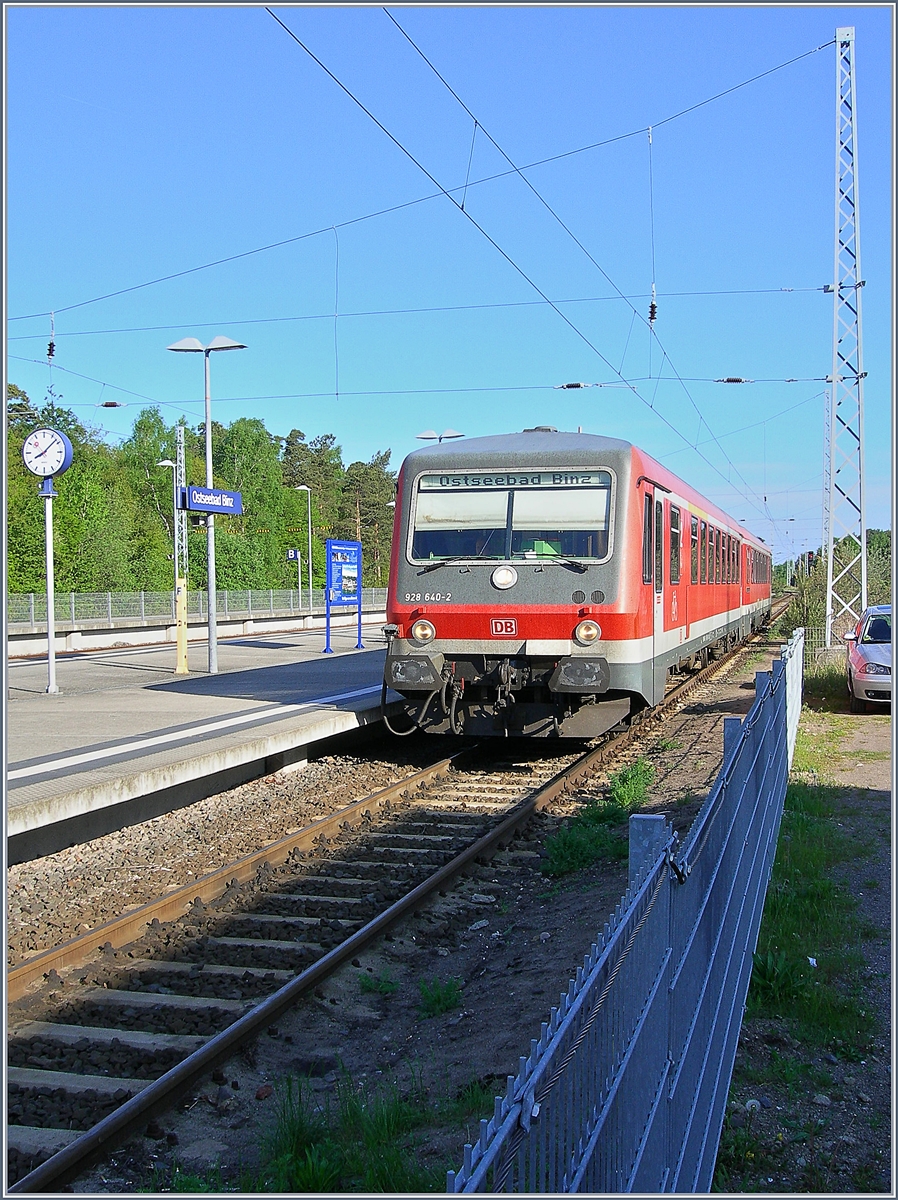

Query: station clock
[[22, 428, 74, 478]]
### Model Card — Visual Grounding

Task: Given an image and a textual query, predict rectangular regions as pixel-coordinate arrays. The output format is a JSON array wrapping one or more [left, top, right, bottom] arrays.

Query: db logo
[[490, 618, 518, 636]]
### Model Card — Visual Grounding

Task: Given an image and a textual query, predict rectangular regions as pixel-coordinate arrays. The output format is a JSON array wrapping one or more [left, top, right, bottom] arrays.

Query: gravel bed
[[7, 752, 429, 968]]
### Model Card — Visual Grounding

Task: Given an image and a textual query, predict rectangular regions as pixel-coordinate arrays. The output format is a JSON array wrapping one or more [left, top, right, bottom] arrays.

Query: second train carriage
[[383, 428, 771, 738]]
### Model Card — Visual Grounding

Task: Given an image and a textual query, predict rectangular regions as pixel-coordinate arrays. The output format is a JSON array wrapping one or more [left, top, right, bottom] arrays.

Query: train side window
[[725, 534, 731, 583], [654, 500, 663, 593], [735, 539, 741, 583], [700, 521, 707, 583], [715, 529, 722, 583], [642, 494, 653, 584], [670, 506, 681, 584], [691, 515, 699, 584]]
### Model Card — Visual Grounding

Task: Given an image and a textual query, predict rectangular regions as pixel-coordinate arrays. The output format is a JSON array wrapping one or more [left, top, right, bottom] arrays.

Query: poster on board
[[324, 539, 363, 652]]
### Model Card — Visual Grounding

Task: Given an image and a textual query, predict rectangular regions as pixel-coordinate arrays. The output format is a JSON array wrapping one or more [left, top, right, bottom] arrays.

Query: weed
[[417, 976, 463, 1018], [145, 1162, 227, 1192], [801, 657, 849, 709], [539, 762, 650, 878], [656, 736, 682, 752], [540, 820, 626, 877], [446, 1077, 501, 1123], [251, 1069, 450, 1192], [359, 969, 399, 996], [749, 949, 808, 1007], [608, 758, 655, 808], [712, 1106, 775, 1191]]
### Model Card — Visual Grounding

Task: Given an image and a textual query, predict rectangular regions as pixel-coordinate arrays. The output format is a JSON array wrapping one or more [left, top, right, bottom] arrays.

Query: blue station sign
[[179, 486, 243, 515]]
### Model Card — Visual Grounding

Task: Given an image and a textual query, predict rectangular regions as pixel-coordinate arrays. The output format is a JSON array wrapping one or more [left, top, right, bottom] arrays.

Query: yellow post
[[175, 577, 189, 674]]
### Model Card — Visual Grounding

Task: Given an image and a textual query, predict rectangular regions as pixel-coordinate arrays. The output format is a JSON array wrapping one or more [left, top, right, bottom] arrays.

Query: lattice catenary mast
[[825, 26, 868, 647]]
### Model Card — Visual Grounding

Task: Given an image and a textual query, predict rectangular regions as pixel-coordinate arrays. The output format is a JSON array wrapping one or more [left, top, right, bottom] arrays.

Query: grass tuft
[[541, 758, 654, 878], [359, 969, 399, 996], [417, 976, 463, 1018]]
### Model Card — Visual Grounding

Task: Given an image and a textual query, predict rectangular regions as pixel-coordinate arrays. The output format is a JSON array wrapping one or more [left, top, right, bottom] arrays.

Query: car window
[[861, 615, 891, 644]]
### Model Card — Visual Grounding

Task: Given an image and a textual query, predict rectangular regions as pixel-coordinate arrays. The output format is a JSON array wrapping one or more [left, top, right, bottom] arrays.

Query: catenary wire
[[257, 12, 827, 523], [379, 8, 813, 526], [7, 32, 832, 324], [5, 287, 823, 341]]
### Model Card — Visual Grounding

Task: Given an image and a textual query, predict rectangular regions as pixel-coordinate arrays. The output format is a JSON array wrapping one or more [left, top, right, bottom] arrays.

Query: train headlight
[[491, 565, 518, 590], [410, 619, 436, 644], [573, 619, 601, 646]]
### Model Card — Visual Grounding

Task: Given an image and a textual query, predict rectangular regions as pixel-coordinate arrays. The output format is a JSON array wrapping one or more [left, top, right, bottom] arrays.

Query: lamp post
[[158, 458, 189, 674], [294, 485, 313, 616], [167, 335, 246, 674]]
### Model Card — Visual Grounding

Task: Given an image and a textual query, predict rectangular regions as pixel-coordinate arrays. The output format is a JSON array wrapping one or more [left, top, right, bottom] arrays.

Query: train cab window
[[510, 484, 610, 560], [700, 521, 707, 583], [643, 494, 653, 584], [410, 471, 613, 562], [691, 516, 699, 584], [411, 489, 508, 560], [654, 500, 663, 593], [670, 505, 681, 584]]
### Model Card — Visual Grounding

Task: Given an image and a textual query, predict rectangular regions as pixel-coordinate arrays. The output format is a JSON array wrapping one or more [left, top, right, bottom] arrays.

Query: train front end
[[383, 428, 639, 738]]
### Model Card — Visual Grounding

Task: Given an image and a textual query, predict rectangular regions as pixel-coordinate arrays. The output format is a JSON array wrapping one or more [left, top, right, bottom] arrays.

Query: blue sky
[[6, 4, 894, 562]]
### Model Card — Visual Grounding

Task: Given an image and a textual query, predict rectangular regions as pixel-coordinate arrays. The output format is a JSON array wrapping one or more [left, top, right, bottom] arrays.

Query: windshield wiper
[[417, 555, 471, 575], [525, 557, 589, 573]]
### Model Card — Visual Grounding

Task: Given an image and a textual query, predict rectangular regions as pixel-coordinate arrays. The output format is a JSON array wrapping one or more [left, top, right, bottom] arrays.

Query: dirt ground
[[63, 651, 891, 1193], [721, 707, 892, 1193]]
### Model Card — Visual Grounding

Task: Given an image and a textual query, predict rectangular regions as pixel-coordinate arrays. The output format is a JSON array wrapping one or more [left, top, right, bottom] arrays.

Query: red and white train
[[383, 428, 771, 737]]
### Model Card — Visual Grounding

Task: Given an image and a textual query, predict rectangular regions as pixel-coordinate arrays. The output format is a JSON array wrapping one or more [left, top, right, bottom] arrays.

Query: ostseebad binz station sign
[[179, 486, 243, 515]]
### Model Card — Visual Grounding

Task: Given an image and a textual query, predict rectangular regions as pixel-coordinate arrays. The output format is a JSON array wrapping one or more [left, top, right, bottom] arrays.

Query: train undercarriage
[[382, 620, 761, 739]]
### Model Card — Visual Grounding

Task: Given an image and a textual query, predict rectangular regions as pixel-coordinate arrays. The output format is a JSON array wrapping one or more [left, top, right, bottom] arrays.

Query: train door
[[653, 496, 665, 700]]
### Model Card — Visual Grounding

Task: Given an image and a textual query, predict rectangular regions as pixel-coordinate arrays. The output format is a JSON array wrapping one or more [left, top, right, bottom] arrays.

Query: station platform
[[6, 622, 398, 862]]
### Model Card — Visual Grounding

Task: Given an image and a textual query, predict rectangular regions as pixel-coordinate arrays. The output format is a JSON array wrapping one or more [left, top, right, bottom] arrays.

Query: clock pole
[[41, 477, 59, 695], [21, 427, 74, 694]]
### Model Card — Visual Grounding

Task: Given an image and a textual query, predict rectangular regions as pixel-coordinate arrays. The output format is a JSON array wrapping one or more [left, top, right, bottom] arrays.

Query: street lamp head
[[416, 429, 464, 442], [293, 485, 311, 492], [166, 336, 246, 353], [157, 459, 175, 468]]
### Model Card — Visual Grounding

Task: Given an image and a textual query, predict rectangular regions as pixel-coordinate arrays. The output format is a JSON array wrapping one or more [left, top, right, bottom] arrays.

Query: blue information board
[[324, 539, 363, 652]]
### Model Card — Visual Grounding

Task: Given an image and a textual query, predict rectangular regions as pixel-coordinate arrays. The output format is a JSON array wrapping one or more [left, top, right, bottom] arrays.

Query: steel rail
[[9, 748, 593, 1193], [9, 608, 786, 1192], [7, 750, 467, 1003]]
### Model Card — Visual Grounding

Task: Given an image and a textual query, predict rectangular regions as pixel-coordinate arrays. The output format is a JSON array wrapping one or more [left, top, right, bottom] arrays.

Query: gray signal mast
[[825, 26, 868, 647]]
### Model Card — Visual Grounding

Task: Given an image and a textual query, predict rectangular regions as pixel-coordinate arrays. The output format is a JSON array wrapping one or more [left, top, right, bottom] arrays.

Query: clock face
[[22, 428, 74, 477]]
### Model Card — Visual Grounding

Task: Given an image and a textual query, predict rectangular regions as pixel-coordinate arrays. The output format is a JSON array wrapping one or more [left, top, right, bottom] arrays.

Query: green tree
[[336, 450, 397, 586], [7, 382, 40, 433], [282, 430, 345, 536]]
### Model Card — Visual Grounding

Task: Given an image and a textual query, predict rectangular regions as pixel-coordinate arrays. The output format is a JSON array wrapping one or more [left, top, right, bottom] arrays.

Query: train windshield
[[411, 471, 612, 561]]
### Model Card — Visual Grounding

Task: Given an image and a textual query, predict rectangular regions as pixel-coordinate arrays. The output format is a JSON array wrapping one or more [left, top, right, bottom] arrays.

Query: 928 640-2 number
[[404, 592, 452, 603]]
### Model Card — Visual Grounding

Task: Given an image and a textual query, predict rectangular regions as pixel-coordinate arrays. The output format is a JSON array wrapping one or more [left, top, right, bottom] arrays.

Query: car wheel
[[849, 684, 865, 714]]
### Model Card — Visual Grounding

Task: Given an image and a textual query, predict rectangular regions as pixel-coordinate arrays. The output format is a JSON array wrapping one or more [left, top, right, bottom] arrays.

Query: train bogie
[[383, 428, 771, 738]]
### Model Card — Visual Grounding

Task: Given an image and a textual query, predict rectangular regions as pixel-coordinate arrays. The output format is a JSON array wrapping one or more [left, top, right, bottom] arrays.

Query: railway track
[[7, 615, 786, 1192]]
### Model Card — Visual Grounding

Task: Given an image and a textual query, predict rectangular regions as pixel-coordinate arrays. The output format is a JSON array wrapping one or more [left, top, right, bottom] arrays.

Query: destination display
[[419, 470, 610, 489]]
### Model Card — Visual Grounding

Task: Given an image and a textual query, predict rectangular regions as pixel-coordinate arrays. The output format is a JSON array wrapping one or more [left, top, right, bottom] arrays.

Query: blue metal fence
[[449, 630, 804, 1193]]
